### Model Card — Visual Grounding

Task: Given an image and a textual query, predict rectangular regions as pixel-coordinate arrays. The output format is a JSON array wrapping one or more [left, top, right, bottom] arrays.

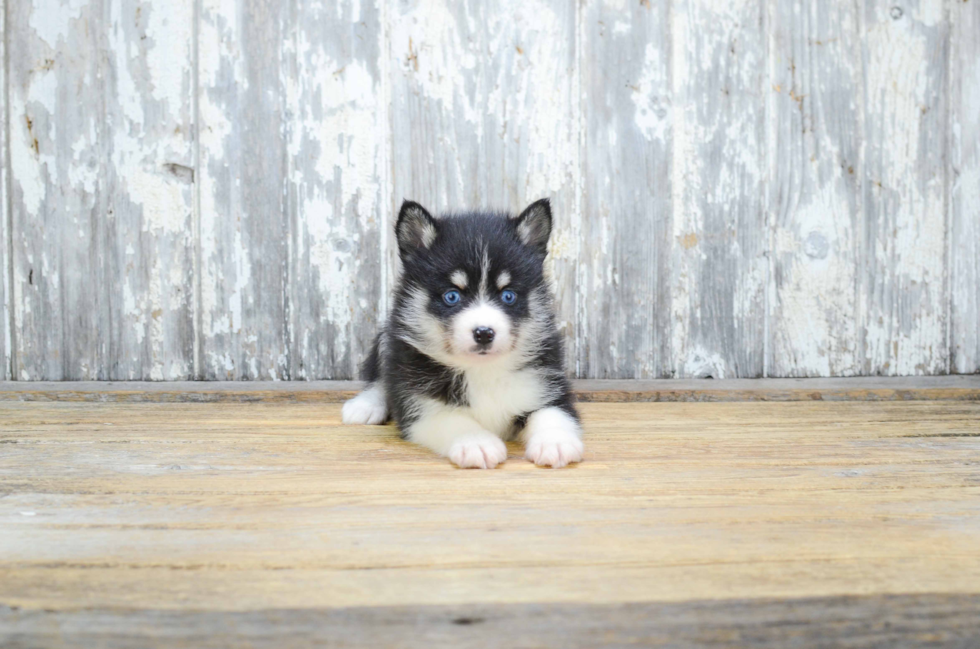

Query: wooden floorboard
[[1, 399, 979, 646], [2, 595, 979, 649]]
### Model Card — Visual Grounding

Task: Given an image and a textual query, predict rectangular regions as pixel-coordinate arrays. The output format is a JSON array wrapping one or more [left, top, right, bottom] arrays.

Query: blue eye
[[501, 289, 517, 305], [443, 290, 461, 306]]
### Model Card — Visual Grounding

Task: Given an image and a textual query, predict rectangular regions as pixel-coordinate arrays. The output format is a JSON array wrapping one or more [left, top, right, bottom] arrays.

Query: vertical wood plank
[[670, 0, 768, 378], [768, 0, 863, 376], [198, 0, 290, 380], [579, 0, 671, 379], [388, 0, 579, 371], [8, 0, 106, 380], [949, 0, 980, 374], [861, 0, 948, 375], [286, 0, 387, 380], [7, 0, 195, 380], [104, 0, 196, 379], [1, 0, 9, 381]]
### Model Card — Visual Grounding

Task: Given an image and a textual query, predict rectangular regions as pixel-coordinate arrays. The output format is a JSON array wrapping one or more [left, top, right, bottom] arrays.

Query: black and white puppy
[[341, 199, 583, 469]]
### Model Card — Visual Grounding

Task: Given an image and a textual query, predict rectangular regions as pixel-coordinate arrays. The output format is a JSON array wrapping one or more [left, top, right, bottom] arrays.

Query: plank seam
[[98, 0, 112, 380], [573, 0, 583, 378], [944, 0, 953, 375], [284, 0, 296, 380], [380, 0, 392, 332], [3, 0, 13, 381], [856, 1, 869, 376], [762, 0, 774, 379], [191, 0, 203, 380]]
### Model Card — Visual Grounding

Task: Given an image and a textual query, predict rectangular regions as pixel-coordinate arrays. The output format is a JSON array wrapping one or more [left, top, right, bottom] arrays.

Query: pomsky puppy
[[341, 199, 583, 469]]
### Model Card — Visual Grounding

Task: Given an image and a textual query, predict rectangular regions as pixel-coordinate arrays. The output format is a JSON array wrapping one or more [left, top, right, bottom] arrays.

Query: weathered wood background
[[2, 0, 977, 380]]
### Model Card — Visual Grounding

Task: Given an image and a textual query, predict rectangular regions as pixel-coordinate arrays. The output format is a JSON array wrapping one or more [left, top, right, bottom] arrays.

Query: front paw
[[341, 388, 387, 425], [525, 429, 584, 468], [448, 434, 508, 469]]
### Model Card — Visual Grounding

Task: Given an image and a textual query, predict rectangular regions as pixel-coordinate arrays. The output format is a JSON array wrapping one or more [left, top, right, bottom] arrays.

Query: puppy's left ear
[[511, 198, 552, 253]]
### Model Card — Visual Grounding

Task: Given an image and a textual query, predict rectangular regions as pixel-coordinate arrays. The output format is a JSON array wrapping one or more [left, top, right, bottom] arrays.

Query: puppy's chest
[[462, 368, 550, 435]]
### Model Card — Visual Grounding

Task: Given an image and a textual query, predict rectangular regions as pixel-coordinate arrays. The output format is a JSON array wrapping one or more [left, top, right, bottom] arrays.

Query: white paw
[[341, 386, 387, 425], [525, 429, 584, 468], [448, 434, 508, 469]]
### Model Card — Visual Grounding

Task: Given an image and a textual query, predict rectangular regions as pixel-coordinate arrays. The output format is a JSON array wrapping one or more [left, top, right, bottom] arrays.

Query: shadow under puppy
[[342, 199, 583, 469]]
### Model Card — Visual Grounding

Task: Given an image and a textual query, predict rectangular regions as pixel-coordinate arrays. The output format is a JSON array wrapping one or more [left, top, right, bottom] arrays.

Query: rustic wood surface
[[3, 595, 980, 648], [861, 0, 949, 376], [950, 0, 980, 374], [197, 0, 291, 380], [578, 0, 670, 379], [2, 0, 978, 380], [1, 0, 9, 381], [1, 399, 979, 646], [0, 376, 978, 403], [769, 0, 863, 377], [671, 0, 768, 380], [8, 0, 197, 381]]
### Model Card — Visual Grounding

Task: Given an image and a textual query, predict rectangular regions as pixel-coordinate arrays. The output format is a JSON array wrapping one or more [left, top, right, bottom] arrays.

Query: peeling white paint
[[4, 0, 972, 380], [864, 4, 947, 375], [632, 43, 669, 142], [1, 0, 8, 379], [29, 0, 86, 48]]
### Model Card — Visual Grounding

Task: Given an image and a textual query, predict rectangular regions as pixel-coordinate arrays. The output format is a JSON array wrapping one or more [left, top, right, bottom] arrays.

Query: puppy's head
[[394, 199, 553, 368]]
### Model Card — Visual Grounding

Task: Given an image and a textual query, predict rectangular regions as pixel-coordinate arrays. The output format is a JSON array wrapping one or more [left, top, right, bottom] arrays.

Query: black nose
[[473, 327, 495, 346]]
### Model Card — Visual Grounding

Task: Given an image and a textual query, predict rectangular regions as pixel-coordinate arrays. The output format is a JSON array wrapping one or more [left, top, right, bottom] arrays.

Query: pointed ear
[[511, 198, 552, 252], [396, 200, 437, 256]]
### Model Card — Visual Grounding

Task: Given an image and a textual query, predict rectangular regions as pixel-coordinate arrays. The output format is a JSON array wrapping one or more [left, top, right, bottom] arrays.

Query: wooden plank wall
[[1, 0, 977, 380], [1, 0, 8, 380]]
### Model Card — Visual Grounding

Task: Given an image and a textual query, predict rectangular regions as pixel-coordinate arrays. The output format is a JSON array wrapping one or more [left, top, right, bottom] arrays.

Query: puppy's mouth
[[462, 343, 509, 358]]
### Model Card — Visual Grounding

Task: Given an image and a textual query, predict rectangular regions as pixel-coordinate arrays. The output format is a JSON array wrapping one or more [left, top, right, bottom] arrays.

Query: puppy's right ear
[[396, 200, 438, 257]]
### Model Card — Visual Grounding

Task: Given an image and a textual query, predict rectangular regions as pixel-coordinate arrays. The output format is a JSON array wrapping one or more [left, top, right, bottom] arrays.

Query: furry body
[[341, 200, 583, 469]]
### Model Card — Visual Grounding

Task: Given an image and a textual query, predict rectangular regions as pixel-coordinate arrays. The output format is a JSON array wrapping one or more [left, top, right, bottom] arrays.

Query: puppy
[[341, 199, 583, 469]]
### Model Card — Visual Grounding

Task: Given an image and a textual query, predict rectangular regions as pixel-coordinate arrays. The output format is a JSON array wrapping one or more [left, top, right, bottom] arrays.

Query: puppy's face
[[395, 200, 553, 368]]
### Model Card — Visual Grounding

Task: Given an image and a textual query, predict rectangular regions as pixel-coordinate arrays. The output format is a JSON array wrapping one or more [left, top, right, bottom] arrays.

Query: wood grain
[[670, 0, 768, 379], [1, 1, 977, 381], [578, 0, 671, 379], [104, 0, 197, 380], [769, 0, 863, 377], [950, 0, 980, 375], [8, 0, 106, 380], [861, 0, 948, 375], [7, 0, 196, 381], [1, 399, 979, 645], [1, 0, 9, 381], [3, 595, 980, 648], [286, 0, 387, 380], [197, 0, 290, 380]]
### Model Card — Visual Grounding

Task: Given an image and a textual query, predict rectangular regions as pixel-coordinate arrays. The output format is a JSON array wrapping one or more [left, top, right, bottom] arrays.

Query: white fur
[[464, 364, 553, 436], [521, 406, 583, 468], [450, 270, 468, 289], [405, 363, 558, 469], [479, 247, 491, 295], [496, 271, 511, 289], [398, 287, 454, 364], [341, 384, 388, 425], [406, 400, 508, 469], [450, 302, 512, 357]]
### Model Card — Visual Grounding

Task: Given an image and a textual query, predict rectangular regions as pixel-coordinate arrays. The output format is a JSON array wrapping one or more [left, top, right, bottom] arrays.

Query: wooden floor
[[1, 394, 980, 647]]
